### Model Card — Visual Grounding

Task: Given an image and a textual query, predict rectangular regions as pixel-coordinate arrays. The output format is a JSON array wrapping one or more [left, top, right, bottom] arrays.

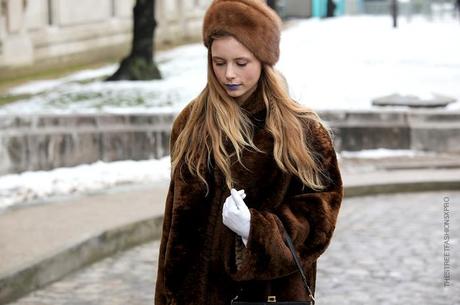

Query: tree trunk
[[390, 0, 398, 28], [107, 0, 161, 81]]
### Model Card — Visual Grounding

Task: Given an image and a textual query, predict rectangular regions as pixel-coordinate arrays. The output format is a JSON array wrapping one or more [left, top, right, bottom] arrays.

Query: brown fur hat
[[203, 0, 282, 66]]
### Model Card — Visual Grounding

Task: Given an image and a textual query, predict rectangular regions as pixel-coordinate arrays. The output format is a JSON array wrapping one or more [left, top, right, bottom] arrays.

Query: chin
[[226, 90, 244, 98]]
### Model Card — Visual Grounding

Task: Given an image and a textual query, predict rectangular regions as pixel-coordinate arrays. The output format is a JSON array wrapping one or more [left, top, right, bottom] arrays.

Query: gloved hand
[[222, 188, 251, 246]]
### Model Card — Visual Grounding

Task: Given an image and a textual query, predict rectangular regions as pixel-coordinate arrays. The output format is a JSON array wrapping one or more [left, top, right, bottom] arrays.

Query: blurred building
[[0, 0, 446, 76], [359, 0, 450, 16], [0, 0, 211, 75], [278, 0, 445, 17]]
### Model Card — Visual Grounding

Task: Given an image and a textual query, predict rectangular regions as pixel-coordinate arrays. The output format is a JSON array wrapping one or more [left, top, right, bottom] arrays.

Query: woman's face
[[211, 36, 262, 103]]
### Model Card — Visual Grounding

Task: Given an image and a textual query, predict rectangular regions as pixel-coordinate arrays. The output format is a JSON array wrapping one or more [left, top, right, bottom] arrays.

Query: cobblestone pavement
[[316, 191, 459, 305], [8, 192, 459, 305]]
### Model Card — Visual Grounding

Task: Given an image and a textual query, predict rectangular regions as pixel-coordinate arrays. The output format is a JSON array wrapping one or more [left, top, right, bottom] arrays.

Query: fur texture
[[203, 0, 282, 65], [154, 91, 343, 305]]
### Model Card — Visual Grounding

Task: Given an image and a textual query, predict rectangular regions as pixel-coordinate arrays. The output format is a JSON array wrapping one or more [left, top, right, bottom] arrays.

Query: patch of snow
[[0, 158, 171, 213], [340, 149, 434, 159]]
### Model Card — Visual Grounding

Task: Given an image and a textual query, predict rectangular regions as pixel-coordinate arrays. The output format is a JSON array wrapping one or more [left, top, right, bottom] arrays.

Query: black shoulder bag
[[231, 228, 315, 305]]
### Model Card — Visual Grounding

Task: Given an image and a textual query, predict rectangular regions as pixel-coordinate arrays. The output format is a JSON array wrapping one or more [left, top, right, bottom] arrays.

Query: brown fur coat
[[155, 91, 343, 305]]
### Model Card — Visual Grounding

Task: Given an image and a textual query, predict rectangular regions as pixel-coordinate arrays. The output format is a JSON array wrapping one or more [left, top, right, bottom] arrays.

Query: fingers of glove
[[223, 189, 248, 232], [222, 204, 232, 227], [222, 197, 233, 221], [231, 189, 247, 210], [223, 198, 240, 223], [235, 189, 246, 200], [227, 198, 241, 215], [224, 190, 244, 207], [222, 197, 230, 214], [224, 204, 245, 225], [231, 190, 250, 218]]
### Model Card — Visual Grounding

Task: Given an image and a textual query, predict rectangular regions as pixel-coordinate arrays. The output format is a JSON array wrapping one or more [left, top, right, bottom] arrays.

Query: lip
[[225, 84, 241, 91]]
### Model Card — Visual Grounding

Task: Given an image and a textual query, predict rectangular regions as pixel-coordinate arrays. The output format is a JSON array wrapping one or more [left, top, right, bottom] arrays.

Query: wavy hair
[[171, 37, 328, 193]]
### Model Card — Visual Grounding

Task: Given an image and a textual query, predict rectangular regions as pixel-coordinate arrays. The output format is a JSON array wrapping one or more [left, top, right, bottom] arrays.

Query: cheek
[[212, 65, 224, 81], [245, 67, 261, 84]]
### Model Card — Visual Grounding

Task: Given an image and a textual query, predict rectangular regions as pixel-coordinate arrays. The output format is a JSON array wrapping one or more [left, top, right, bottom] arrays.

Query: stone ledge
[[322, 110, 460, 153], [1, 110, 460, 176], [0, 113, 176, 175]]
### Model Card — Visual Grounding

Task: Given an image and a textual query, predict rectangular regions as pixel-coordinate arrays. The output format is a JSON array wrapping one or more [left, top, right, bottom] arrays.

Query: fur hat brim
[[203, 0, 282, 65]]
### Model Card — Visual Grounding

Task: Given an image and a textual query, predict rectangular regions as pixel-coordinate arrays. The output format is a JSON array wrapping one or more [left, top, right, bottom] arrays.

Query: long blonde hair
[[171, 39, 328, 193]]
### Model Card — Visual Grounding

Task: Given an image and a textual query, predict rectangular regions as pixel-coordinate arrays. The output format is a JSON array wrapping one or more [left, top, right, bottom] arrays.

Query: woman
[[155, 1, 343, 304]]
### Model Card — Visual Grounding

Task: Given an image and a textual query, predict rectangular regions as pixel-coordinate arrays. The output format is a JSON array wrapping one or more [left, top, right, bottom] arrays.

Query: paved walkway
[[0, 182, 169, 279], [7, 191, 459, 305], [1, 155, 460, 304]]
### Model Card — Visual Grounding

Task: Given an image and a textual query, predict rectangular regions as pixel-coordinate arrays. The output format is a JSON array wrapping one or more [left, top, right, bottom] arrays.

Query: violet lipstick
[[225, 84, 240, 91]]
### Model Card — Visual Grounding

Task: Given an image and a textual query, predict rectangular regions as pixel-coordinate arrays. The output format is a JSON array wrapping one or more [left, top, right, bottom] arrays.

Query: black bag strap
[[232, 225, 316, 304], [281, 228, 315, 302]]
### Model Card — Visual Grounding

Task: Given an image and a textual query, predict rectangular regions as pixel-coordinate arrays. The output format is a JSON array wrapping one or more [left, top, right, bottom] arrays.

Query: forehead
[[211, 36, 255, 59]]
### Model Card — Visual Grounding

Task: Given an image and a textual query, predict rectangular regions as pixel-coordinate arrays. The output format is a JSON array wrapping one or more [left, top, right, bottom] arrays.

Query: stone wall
[[1, 110, 459, 176], [322, 110, 460, 153], [0, 113, 175, 176]]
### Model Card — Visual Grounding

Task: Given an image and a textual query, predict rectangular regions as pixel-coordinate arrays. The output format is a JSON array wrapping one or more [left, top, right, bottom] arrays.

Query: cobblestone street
[[8, 191, 459, 305]]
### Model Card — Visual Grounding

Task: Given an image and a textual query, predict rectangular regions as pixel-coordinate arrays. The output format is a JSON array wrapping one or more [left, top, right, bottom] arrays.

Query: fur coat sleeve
[[154, 103, 194, 305], [224, 120, 343, 282]]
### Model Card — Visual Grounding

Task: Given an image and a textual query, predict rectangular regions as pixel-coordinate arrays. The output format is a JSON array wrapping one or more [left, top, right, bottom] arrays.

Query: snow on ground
[[1, 43, 208, 114], [1, 15, 459, 114], [277, 16, 460, 111], [8, 65, 119, 96], [0, 158, 171, 213]]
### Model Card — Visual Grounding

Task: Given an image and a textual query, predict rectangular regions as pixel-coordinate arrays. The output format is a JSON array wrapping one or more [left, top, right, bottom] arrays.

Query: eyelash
[[214, 63, 247, 67]]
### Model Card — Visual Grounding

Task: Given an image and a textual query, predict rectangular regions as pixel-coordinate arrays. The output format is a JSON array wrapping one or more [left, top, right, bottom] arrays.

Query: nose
[[225, 64, 236, 80]]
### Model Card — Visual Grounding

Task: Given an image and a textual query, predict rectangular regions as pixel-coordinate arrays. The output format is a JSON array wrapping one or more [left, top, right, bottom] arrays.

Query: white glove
[[222, 188, 251, 246]]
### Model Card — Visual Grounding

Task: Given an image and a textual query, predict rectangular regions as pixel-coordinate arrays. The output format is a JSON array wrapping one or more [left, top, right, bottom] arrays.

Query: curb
[[345, 180, 460, 198], [1, 176, 460, 305], [0, 216, 164, 305]]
